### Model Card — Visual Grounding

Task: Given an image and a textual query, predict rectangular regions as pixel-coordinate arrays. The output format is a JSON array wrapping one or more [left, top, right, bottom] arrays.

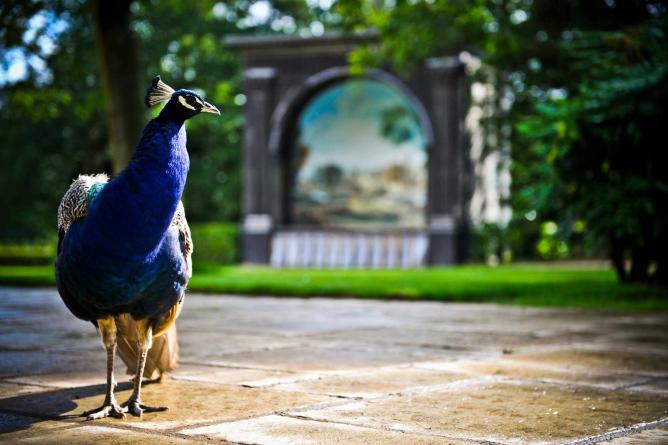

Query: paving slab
[[171, 363, 295, 386], [0, 412, 69, 435], [0, 351, 104, 378], [4, 368, 129, 390], [506, 348, 668, 375], [270, 366, 467, 398], [0, 379, 331, 432], [178, 296, 401, 335], [181, 414, 467, 444], [177, 330, 307, 360], [205, 343, 452, 372], [624, 377, 668, 395], [0, 383, 51, 399], [290, 380, 668, 443], [304, 326, 577, 352], [460, 359, 649, 389], [1, 424, 211, 444], [598, 427, 668, 444], [1, 287, 667, 444]]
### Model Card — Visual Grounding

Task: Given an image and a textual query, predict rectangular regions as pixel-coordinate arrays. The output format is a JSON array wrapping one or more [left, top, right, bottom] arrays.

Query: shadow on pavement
[[0, 381, 134, 433]]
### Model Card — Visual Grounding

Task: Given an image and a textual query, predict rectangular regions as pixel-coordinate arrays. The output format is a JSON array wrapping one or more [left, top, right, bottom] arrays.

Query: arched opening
[[233, 34, 470, 266], [289, 78, 429, 229]]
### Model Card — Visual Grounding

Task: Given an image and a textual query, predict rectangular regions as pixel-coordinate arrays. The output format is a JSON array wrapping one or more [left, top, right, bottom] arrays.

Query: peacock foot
[[83, 400, 126, 420], [122, 397, 168, 418]]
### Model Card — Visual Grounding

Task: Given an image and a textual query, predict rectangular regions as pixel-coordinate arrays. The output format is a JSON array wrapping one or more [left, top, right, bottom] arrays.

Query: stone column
[[241, 67, 277, 263], [425, 57, 467, 265]]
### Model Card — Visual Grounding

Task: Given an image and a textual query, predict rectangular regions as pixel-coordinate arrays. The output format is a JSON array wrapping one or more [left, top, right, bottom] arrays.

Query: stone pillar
[[425, 57, 467, 265], [241, 67, 277, 263]]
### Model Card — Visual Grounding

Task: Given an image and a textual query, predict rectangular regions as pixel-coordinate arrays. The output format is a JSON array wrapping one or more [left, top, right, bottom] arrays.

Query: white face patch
[[178, 95, 197, 111]]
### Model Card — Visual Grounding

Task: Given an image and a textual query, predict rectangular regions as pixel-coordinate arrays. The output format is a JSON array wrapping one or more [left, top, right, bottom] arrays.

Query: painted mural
[[291, 79, 428, 229]]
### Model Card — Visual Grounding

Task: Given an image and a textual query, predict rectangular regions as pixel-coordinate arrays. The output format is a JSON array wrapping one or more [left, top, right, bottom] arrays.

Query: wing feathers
[[171, 201, 193, 278], [57, 174, 109, 233]]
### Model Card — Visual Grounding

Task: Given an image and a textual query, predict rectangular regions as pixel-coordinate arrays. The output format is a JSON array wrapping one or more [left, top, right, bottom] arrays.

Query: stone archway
[[228, 34, 470, 266], [267, 66, 435, 157], [271, 67, 435, 230]]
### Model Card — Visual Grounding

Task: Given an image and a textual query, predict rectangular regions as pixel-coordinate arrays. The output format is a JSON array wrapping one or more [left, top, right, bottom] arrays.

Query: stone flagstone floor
[[0, 287, 667, 444]]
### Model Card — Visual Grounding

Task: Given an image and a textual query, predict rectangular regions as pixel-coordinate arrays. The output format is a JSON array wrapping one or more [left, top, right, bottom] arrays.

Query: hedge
[[0, 222, 239, 266]]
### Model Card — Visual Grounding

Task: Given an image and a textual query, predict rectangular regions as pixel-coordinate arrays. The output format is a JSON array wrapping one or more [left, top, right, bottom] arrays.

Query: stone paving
[[0, 287, 667, 444]]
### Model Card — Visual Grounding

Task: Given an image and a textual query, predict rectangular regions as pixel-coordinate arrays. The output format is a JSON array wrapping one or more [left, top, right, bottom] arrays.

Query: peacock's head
[[145, 75, 220, 121]]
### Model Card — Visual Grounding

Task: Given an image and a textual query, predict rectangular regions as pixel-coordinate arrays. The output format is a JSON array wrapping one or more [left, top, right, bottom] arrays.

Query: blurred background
[[0, 0, 666, 307]]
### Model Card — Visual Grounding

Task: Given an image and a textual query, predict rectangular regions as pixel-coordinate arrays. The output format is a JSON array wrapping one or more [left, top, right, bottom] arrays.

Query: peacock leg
[[83, 317, 126, 420], [122, 319, 168, 417]]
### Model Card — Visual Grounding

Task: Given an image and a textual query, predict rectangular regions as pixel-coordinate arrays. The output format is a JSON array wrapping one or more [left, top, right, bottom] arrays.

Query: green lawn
[[0, 263, 666, 310]]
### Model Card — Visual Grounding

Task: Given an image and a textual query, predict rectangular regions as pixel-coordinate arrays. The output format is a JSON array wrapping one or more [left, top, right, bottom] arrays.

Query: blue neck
[[82, 115, 190, 261]]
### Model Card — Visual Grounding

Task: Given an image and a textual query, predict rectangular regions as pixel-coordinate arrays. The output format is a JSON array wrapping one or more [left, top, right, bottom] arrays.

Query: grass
[[0, 263, 666, 311]]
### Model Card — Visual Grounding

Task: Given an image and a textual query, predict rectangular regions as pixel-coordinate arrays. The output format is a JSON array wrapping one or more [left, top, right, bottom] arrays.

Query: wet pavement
[[0, 287, 667, 444]]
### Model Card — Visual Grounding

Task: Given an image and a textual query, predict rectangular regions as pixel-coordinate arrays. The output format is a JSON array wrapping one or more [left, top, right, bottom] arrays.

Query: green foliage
[[536, 221, 568, 260], [3, 0, 666, 285], [314, 164, 344, 189], [0, 1, 323, 242], [470, 222, 512, 264], [190, 222, 238, 266], [1, 4, 109, 241], [336, 0, 490, 75], [339, 0, 668, 282], [516, 14, 668, 281]]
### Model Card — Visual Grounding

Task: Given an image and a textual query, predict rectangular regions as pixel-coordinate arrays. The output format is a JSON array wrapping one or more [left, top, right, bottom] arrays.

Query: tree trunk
[[89, 0, 144, 173], [609, 235, 628, 283], [656, 250, 668, 286], [630, 243, 650, 283]]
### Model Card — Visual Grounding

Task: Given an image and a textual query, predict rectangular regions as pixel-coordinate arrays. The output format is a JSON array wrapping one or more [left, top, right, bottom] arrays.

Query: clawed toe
[[123, 399, 168, 417], [83, 403, 126, 420]]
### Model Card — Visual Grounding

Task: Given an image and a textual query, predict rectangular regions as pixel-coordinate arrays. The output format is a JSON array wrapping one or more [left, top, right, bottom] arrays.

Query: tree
[[0, 0, 333, 241], [517, 14, 668, 283], [0, 1, 109, 240], [335, 0, 667, 283], [315, 164, 344, 189], [90, 0, 143, 173]]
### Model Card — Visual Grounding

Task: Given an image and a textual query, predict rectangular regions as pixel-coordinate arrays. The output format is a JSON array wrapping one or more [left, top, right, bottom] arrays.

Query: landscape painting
[[291, 79, 428, 229]]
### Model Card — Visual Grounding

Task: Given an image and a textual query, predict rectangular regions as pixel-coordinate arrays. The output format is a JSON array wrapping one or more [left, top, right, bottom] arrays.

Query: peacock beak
[[201, 102, 220, 115]]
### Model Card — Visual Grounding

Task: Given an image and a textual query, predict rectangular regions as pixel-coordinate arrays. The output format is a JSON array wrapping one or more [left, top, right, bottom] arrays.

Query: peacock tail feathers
[[115, 314, 180, 379]]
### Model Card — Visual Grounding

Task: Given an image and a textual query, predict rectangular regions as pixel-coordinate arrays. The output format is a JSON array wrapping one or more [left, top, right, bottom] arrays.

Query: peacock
[[55, 76, 219, 419]]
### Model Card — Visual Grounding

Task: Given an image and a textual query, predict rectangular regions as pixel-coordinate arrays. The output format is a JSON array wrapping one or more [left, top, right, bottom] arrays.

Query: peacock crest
[[144, 75, 175, 108]]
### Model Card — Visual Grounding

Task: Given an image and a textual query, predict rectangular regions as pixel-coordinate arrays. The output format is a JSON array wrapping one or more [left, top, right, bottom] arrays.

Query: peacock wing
[[170, 200, 193, 278], [57, 173, 109, 254]]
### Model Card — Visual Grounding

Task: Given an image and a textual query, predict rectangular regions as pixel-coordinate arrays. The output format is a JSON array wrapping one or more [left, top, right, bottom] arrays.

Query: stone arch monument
[[228, 34, 471, 267]]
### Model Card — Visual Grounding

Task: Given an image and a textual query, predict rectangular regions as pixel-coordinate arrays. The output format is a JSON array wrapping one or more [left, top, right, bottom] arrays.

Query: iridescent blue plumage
[[56, 117, 189, 323], [56, 78, 219, 328], [55, 76, 220, 420]]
